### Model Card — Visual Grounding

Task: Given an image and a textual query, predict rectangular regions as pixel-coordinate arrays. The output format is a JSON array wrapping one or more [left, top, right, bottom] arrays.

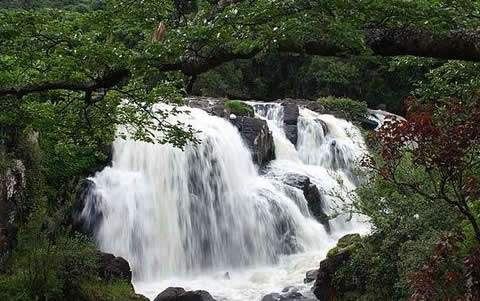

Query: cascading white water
[[83, 101, 369, 300]]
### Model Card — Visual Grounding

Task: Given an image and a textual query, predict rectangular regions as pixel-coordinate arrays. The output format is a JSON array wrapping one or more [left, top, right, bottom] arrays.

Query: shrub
[[317, 96, 368, 118], [224, 100, 254, 117], [0, 202, 97, 301]]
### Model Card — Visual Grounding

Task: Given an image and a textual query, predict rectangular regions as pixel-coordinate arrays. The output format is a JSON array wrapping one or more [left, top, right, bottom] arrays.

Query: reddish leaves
[[408, 232, 480, 300]]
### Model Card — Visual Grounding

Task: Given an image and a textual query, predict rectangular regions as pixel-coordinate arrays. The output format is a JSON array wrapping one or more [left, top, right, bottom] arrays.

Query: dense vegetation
[[1, 0, 480, 300]]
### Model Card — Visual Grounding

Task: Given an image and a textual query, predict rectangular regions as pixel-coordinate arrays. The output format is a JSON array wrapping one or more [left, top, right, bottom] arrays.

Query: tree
[[364, 95, 480, 242]]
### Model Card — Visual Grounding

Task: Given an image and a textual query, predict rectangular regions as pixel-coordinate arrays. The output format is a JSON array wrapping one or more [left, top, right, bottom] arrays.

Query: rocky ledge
[[282, 173, 330, 232], [312, 233, 361, 301]]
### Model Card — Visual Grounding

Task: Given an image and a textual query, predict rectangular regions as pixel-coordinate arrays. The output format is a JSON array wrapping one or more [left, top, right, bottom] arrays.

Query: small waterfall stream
[[82, 101, 369, 300]]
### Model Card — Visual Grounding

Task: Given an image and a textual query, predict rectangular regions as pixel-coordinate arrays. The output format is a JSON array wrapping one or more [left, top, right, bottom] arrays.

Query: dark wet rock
[[262, 293, 281, 301], [328, 111, 348, 120], [72, 179, 102, 237], [281, 173, 330, 232], [154, 287, 186, 301], [358, 117, 378, 130], [187, 97, 226, 117], [304, 269, 318, 283], [0, 160, 25, 271], [97, 252, 133, 282], [313, 234, 361, 301], [281, 103, 299, 146], [262, 290, 315, 301], [154, 287, 216, 301], [282, 286, 297, 293], [231, 117, 275, 167], [303, 102, 326, 114]]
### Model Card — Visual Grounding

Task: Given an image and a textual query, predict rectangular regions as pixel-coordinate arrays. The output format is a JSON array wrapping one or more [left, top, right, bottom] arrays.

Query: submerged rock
[[281, 173, 330, 232], [261, 289, 315, 301], [154, 287, 216, 301], [304, 269, 318, 283], [231, 116, 275, 167]]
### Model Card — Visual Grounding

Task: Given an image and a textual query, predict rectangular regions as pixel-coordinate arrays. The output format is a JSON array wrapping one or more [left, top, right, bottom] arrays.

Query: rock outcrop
[[281, 173, 329, 232], [313, 234, 361, 301], [231, 116, 275, 167], [154, 287, 216, 301], [187, 97, 226, 118], [97, 251, 133, 282], [281, 103, 299, 146], [0, 160, 25, 271]]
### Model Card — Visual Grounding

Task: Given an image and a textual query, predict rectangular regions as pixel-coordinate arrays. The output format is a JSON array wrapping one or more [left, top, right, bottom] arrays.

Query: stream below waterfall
[[82, 101, 370, 300]]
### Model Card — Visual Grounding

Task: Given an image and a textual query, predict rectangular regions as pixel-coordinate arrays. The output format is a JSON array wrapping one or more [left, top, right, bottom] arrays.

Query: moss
[[327, 233, 361, 258], [225, 100, 254, 117], [318, 96, 368, 118]]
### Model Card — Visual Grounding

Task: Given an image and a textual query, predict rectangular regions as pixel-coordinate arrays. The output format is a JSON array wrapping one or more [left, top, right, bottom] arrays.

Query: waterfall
[[82, 101, 369, 300]]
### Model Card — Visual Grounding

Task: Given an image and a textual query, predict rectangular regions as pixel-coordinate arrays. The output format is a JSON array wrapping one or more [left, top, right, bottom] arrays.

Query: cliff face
[[0, 160, 25, 271]]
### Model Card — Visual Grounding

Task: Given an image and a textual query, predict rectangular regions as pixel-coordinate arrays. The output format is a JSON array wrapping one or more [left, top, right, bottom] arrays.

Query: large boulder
[[97, 252, 133, 282], [187, 97, 226, 118], [0, 160, 25, 271], [231, 116, 275, 167], [281, 103, 299, 146], [154, 287, 216, 301], [281, 174, 329, 232], [313, 234, 361, 301]]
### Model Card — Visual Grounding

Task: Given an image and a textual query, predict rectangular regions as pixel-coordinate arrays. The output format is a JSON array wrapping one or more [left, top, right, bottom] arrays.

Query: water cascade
[[82, 101, 369, 300]]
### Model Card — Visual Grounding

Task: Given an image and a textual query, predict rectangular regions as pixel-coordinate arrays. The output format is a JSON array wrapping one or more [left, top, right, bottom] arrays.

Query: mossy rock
[[327, 233, 361, 258], [225, 100, 254, 117]]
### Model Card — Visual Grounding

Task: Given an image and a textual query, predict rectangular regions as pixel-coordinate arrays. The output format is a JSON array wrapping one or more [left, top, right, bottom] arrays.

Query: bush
[[317, 96, 368, 118], [224, 100, 254, 117], [0, 202, 97, 301]]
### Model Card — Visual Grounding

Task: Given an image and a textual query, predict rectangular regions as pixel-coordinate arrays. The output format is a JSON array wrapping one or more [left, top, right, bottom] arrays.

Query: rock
[[313, 234, 361, 301], [304, 269, 318, 283], [326, 233, 361, 258], [281, 103, 299, 146], [224, 100, 255, 117], [261, 293, 281, 301], [281, 173, 330, 232], [187, 97, 226, 117], [97, 252, 133, 282], [154, 288, 216, 301], [358, 117, 378, 130], [282, 286, 297, 293], [72, 179, 102, 237], [303, 102, 325, 114], [154, 287, 186, 301], [231, 116, 275, 167], [262, 290, 315, 301], [0, 160, 25, 271]]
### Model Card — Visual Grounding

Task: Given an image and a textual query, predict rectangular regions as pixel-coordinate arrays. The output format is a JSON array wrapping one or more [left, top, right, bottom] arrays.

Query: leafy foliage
[[318, 96, 368, 118]]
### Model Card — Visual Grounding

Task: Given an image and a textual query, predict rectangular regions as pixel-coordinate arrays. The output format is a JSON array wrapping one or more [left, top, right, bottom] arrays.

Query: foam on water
[[83, 102, 369, 300]]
